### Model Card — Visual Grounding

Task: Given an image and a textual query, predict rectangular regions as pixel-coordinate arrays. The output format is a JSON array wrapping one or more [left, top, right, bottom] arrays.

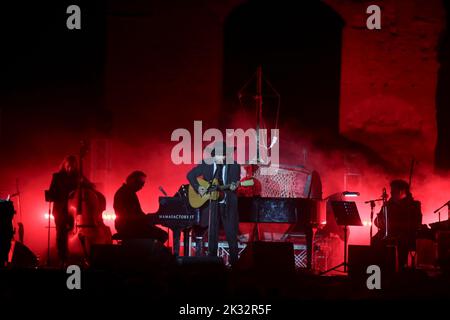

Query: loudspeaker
[[11, 241, 38, 268], [235, 241, 295, 274], [176, 257, 226, 277], [437, 231, 450, 272], [91, 240, 175, 272], [416, 238, 435, 267], [348, 245, 396, 278], [176, 256, 223, 266], [0, 200, 14, 266], [90, 244, 122, 270]]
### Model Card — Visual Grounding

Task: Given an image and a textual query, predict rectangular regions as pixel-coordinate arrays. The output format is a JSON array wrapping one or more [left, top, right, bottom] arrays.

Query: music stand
[[320, 201, 362, 275]]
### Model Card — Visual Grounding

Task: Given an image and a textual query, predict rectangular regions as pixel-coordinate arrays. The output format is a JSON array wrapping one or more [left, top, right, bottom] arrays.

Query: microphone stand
[[433, 201, 450, 222], [382, 188, 388, 238], [44, 190, 53, 267], [365, 198, 384, 245], [47, 203, 51, 266], [206, 163, 222, 257], [14, 179, 24, 244]]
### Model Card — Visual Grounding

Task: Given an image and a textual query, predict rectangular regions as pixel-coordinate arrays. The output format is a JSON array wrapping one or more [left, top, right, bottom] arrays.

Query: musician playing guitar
[[187, 141, 240, 265]]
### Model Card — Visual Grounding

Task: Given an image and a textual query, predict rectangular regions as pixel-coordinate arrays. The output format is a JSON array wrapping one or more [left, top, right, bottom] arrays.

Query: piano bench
[[111, 233, 160, 246], [111, 233, 128, 244]]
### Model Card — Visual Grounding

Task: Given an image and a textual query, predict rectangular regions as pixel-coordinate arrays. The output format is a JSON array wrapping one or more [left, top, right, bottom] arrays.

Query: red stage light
[[102, 211, 116, 221], [44, 213, 54, 220]]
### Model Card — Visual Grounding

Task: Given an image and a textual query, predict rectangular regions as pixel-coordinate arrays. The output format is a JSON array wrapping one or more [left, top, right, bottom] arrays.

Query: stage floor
[[1, 264, 449, 302]]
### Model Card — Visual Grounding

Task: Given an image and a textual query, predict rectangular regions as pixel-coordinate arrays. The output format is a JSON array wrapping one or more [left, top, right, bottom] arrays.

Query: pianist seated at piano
[[113, 171, 168, 243]]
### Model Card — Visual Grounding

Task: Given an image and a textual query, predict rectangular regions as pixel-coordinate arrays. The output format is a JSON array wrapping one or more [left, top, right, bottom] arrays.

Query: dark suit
[[187, 161, 240, 265]]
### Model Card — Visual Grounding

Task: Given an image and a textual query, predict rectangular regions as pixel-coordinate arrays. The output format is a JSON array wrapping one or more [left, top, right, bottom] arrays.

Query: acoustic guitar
[[188, 177, 254, 208]]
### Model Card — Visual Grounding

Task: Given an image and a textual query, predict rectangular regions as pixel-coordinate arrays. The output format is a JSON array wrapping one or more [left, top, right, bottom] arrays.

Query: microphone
[[258, 136, 279, 150], [382, 187, 387, 200], [433, 201, 450, 213], [159, 186, 168, 196], [269, 136, 278, 148]]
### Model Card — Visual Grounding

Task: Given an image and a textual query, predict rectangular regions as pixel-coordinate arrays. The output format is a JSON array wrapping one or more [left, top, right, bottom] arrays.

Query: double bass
[[67, 141, 111, 263]]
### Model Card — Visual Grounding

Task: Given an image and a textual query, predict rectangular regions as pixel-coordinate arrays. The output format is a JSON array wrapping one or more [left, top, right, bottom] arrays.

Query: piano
[[151, 194, 320, 268], [150, 173, 321, 267], [150, 195, 200, 256], [238, 197, 320, 269]]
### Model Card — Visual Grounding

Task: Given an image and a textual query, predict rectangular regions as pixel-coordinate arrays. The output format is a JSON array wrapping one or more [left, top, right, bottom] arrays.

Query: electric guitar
[[188, 177, 254, 208]]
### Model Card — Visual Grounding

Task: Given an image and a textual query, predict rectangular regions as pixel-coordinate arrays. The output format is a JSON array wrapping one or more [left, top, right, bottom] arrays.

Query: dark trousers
[[53, 204, 73, 264], [206, 195, 239, 265], [54, 217, 72, 264]]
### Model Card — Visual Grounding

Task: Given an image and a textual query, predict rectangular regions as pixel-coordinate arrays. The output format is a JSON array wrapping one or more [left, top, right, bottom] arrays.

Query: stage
[[2, 0, 450, 313], [1, 263, 449, 308]]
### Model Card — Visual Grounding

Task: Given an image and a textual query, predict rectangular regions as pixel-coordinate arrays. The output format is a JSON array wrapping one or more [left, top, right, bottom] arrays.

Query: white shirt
[[213, 162, 227, 184], [213, 162, 227, 204]]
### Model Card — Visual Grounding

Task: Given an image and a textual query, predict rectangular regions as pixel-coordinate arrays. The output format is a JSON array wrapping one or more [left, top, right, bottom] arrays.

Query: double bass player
[[47, 154, 109, 267]]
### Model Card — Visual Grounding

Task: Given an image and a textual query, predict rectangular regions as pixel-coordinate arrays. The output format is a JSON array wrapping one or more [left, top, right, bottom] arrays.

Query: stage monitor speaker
[[235, 241, 295, 274], [176, 256, 226, 278], [0, 200, 15, 266], [11, 241, 38, 268], [437, 231, 450, 273], [176, 256, 223, 266], [90, 244, 122, 270], [348, 245, 396, 278], [91, 240, 175, 272]]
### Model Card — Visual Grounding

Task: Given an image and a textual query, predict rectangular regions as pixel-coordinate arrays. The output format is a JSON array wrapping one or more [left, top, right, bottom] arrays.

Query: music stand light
[[342, 191, 360, 198]]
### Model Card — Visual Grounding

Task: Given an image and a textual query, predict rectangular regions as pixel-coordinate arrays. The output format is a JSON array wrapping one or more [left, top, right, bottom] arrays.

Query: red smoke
[[1, 111, 449, 260]]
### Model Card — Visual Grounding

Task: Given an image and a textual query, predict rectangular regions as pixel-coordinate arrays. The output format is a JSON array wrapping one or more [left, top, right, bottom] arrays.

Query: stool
[[111, 233, 159, 246], [111, 233, 125, 244]]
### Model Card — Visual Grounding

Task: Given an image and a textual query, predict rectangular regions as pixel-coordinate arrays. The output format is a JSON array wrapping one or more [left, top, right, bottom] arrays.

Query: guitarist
[[187, 141, 240, 265]]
